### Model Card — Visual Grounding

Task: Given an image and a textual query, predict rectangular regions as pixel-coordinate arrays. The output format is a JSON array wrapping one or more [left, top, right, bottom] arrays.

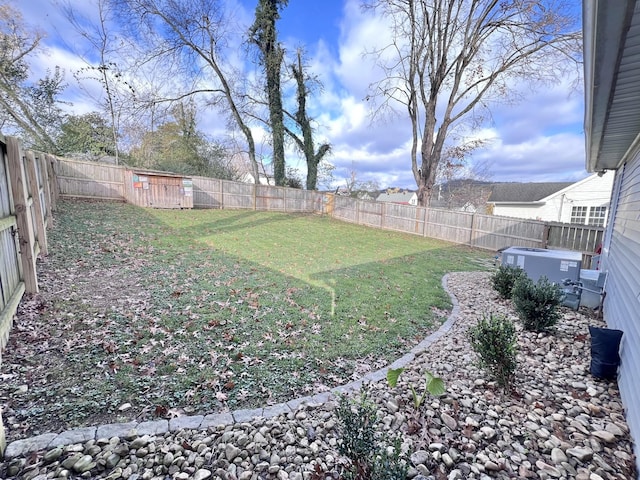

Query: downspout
[[558, 193, 566, 222]]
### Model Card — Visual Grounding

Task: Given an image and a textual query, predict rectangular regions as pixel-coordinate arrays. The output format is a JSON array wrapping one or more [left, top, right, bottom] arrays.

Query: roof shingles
[[488, 182, 573, 203]]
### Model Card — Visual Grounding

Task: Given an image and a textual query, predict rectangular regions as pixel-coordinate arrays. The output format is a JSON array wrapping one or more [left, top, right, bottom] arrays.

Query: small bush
[[511, 276, 563, 332], [336, 387, 407, 480], [336, 389, 377, 474], [468, 314, 518, 390], [491, 264, 526, 299]]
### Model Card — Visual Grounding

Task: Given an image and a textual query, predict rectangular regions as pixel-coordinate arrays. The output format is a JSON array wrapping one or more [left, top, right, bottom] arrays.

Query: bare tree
[[342, 162, 380, 198], [249, 0, 287, 186], [63, 0, 134, 164], [364, 0, 581, 206], [112, 0, 260, 183], [286, 50, 330, 190], [0, 3, 65, 151]]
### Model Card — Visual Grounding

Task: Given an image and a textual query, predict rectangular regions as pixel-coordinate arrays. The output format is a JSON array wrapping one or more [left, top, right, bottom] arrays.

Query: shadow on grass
[[0, 200, 490, 440], [150, 209, 303, 239]]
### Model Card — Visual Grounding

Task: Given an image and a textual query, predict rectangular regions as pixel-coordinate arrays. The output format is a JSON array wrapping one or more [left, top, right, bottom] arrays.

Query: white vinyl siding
[[602, 152, 640, 469], [491, 172, 614, 223]]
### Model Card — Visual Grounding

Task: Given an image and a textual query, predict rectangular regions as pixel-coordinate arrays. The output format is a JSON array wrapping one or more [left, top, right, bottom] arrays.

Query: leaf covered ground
[[0, 200, 490, 441]]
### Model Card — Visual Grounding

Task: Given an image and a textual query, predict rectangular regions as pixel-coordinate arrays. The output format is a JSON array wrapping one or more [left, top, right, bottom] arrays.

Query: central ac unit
[[501, 247, 582, 284]]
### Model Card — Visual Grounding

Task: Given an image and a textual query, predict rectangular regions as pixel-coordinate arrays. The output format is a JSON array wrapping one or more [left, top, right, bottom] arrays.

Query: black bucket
[[589, 326, 623, 380]]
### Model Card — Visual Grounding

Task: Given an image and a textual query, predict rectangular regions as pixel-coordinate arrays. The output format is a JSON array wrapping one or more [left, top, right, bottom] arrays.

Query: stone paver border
[[3, 274, 460, 459]]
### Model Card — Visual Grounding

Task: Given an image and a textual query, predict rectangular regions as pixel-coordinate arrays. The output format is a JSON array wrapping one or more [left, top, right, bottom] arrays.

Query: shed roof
[[131, 168, 190, 179], [488, 182, 573, 203]]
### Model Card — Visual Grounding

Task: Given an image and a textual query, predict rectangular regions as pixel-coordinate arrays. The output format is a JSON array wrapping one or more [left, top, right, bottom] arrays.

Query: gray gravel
[[1, 271, 636, 479]]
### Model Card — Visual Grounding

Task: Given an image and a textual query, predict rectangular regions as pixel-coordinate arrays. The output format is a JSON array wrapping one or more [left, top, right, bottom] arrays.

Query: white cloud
[[475, 132, 587, 182], [18, 0, 586, 189], [301, 0, 586, 188]]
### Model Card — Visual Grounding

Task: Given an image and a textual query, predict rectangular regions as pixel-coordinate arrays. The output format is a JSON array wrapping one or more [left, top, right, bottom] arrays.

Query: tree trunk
[[267, 54, 285, 186], [251, 0, 287, 186]]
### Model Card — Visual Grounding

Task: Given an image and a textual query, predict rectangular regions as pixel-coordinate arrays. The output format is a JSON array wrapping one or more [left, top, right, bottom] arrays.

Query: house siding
[[602, 152, 640, 470], [492, 173, 614, 223], [493, 203, 556, 221], [557, 173, 614, 223]]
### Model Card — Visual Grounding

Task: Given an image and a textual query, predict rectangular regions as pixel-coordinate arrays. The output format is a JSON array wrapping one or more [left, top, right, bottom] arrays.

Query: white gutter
[[583, 0, 597, 172]]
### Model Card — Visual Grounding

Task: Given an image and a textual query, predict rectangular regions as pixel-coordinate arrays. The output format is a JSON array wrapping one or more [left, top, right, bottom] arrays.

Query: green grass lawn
[[1, 200, 491, 437]]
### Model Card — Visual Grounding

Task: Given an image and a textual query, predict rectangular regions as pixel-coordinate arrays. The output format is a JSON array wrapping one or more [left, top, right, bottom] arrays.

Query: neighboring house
[[240, 172, 275, 185], [376, 190, 418, 205], [584, 0, 640, 470], [487, 173, 614, 225]]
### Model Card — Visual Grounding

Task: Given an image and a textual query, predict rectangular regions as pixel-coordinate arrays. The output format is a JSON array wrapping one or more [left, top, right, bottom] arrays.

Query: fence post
[[469, 213, 476, 247], [0, 405, 4, 456], [326, 193, 335, 217], [543, 223, 551, 248], [381, 202, 386, 229], [25, 151, 48, 256], [423, 207, 429, 237], [252, 183, 257, 211], [45, 154, 59, 211], [38, 154, 54, 228], [6, 137, 38, 293]]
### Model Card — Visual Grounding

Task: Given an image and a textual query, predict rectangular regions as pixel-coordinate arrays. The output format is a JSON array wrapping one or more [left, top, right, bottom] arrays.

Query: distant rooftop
[[488, 182, 573, 203], [376, 190, 416, 203]]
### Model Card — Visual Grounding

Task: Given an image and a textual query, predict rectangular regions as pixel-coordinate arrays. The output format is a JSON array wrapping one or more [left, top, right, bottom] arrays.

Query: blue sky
[[19, 0, 587, 189]]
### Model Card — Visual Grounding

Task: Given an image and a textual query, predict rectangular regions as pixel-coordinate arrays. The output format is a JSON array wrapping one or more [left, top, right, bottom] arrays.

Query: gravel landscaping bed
[[1, 271, 636, 479]]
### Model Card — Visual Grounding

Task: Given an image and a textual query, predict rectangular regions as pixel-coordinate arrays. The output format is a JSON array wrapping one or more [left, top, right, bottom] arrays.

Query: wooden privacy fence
[[55, 156, 604, 254], [0, 135, 58, 455]]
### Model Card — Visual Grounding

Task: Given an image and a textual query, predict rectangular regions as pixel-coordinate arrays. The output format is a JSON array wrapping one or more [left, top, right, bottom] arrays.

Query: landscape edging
[[3, 273, 461, 459]]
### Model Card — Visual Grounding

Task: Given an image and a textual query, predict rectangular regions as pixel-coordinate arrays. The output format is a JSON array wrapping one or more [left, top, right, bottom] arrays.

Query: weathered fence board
[[6, 137, 38, 294], [220, 180, 254, 209], [384, 203, 422, 234], [357, 200, 383, 228], [546, 222, 604, 252], [57, 159, 125, 201], [283, 188, 323, 213], [332, 195, 358, 223], [472, 214, 546, 250], [0, 141, 22, 338], [25, 151, 48, 256], [0, 135, 57, 456], [256, 184, 285, 211], [44, 154, 60, 213], [425, 208, 474, 244], [193, 176, 223, 208]]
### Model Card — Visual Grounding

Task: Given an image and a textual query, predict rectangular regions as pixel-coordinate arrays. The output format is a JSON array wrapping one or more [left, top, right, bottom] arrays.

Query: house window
[[570, 206, 588, 224], [589, 206, 607, 227], [570, 206, 607, 226]]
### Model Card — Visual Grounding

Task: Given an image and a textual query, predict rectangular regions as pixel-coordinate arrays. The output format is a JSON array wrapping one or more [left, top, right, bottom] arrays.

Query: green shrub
[[491, 264, 526, 299], [468, 314, 518, 390], [336, 387, 407, 480], [511, 276, 563, 332], [336, 389, 377, 476]]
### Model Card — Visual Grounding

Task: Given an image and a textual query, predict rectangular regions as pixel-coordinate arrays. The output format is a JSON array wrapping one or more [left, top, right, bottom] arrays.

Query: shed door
[[148, 176, 183, 209]]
